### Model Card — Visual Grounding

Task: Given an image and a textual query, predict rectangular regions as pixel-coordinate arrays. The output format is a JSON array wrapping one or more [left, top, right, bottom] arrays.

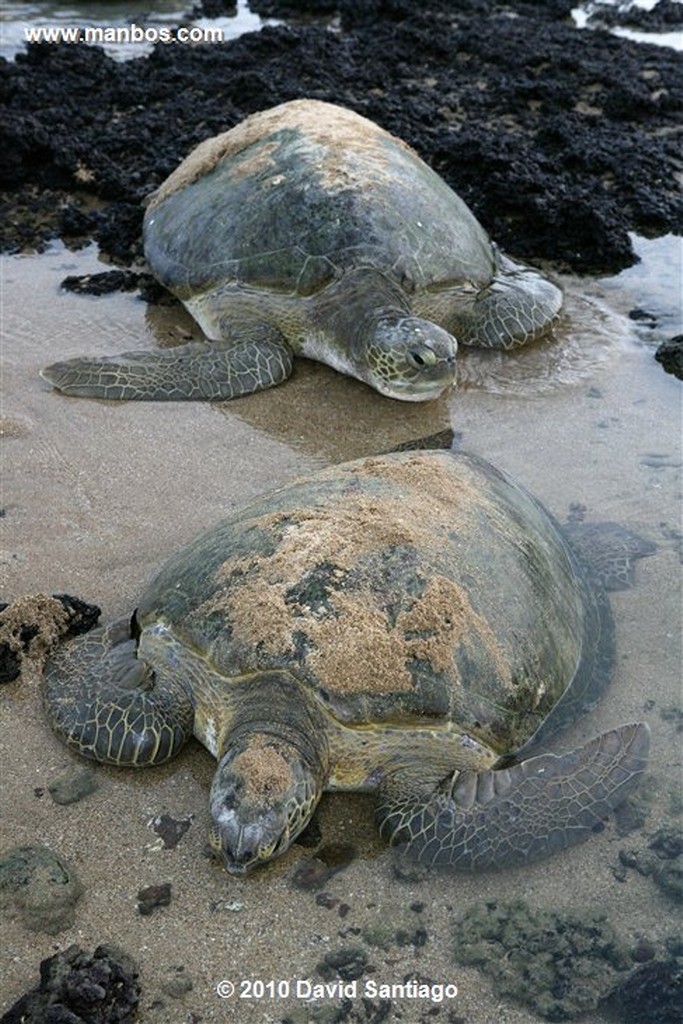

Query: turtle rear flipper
[[564, 521, 656, 592], [41, 335, 293, 401], [43, 618, 194, 766], [377, 722, 650, 870]]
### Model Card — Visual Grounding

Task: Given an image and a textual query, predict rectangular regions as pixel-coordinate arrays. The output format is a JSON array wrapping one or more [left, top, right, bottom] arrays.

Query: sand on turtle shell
[[202, 455, 510, 695], [147, 99, 418, 212]]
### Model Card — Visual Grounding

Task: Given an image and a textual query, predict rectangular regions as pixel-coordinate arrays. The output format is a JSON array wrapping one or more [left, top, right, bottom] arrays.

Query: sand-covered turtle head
[[208, 733, 322, 874], [364, 314, 457, 400]]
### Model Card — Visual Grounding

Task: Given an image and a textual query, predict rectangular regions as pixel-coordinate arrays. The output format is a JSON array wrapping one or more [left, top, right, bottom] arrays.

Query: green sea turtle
[[41, 450, 651, 875], [42, 99, 562, 403]]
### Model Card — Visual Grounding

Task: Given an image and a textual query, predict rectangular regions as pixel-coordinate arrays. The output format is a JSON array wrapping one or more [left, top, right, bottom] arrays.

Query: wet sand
[[1, 239, 681, 1022]]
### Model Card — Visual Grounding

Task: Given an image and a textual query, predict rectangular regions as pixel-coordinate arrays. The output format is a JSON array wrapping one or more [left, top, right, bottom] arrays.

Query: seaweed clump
[[0, 844, 84, 935], [452, 898, 630, 1021], [616, 825, 683, 903]]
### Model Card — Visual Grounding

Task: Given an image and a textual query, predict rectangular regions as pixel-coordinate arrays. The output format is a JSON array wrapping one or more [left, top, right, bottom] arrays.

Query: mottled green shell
[[137, 451, 606, 757], [142, 100, 494, 302]]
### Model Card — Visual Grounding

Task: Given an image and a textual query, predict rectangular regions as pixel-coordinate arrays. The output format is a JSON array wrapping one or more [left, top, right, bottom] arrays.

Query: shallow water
[[573, 0, 683, 51], [1, 229, 681, 1021]]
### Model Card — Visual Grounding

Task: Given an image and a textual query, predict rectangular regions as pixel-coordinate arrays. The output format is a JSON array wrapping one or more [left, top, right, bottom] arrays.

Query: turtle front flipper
[[41, 335, 293, 401], [43, 617, 194, 766], [454, 252, 563, 350], [376, 723, 650, 870]]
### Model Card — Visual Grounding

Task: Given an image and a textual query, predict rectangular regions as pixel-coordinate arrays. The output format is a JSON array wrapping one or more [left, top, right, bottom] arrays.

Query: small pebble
[[137, 882, 172, 916], [48, 766, 99, 805], [291, 857, 332, 891], [628, 307, 658, 327], [291, 843, 355, 890], [632, 940, 656, 963], [316, 946, 368, 982], [149, 813, 192, 849]]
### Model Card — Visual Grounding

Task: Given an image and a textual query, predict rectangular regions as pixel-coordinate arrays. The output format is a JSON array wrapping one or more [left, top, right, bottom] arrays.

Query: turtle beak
[[217, 822, 274, 875], [222, 857, 252, 877], [222, 827, 262, 876]]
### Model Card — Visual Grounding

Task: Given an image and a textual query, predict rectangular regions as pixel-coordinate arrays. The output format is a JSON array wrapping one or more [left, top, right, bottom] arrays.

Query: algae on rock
[[452, 898, 630, 1021]]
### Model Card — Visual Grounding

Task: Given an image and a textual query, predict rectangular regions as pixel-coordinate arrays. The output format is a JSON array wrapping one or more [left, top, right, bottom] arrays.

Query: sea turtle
[[42, 99, 562, 403], [41, 450, 651, 875]]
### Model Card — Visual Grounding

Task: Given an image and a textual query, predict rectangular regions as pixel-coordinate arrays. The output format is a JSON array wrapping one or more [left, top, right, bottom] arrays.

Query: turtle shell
[[142, 99, 494, 303], [137, 451, 605, 756]]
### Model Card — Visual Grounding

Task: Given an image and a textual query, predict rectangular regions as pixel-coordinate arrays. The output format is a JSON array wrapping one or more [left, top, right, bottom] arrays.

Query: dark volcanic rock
[[61, 269, 149, 296], [587, 0, 683, 31], [136, 882, 172, 915], [452, 898, 631, 1020], [1, 0, 681, 273], [655, 335, 683, 380], [149, 813, 193, 850], [0, 944, 140, 1024], [291, 842, 356, 890], [607, 957, 683, 1024]]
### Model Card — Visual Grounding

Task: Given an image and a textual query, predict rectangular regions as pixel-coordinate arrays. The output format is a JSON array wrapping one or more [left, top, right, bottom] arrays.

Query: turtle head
[[365, 315, 457, 401], [208, 734, 322, 874]]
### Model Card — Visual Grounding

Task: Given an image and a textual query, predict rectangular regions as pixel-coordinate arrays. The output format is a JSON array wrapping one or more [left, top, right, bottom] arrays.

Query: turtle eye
[[408, 348, 437, 369]]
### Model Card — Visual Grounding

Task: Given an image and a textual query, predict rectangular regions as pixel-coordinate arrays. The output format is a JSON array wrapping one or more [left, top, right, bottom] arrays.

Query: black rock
[[607, 958, 683, 1024], [655, 336, 683, 380], [149, 814, 192, 850], [136, 882, 172, 916], [0, 944, 139, 1024], [60, 270, 146, 296], [317, 946, 369, 982], [587, 0, 683, 31]]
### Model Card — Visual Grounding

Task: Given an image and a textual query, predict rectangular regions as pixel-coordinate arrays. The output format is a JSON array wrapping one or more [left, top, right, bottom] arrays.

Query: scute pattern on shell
[[138, 452, 592, 754], [142, 99, 493, 302]]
